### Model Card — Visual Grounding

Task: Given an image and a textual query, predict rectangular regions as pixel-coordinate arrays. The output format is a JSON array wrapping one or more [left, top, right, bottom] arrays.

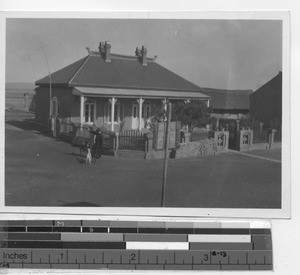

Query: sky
[[5, 18, 282, 91]]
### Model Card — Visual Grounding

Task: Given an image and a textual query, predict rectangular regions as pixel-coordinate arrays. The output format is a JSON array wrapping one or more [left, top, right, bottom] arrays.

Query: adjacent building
[[200, 88, 253, 120], [250, 72, 282, 129]]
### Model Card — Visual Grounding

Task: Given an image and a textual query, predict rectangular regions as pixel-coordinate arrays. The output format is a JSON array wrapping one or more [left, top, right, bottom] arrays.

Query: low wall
[[237, 129, 281, 151], [170, 139, 219, 159]]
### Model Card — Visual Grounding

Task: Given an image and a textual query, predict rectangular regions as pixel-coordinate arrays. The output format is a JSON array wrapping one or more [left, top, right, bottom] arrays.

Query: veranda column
[[206, 99, 210, 108], [138, 98, 144, 131], [80, 94, 85, 125], [162, 98, 167, 112], [110, 97, 116, 132]]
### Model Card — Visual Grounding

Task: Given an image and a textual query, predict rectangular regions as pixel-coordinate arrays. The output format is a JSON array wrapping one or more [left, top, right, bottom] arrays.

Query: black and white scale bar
[[0, 226, 271, 235]]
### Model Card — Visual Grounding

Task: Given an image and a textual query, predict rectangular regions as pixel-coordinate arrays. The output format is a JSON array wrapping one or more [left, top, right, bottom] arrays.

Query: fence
[[118, 130, 146, 151], [60, 120, 75, 137], [189, 128, 212, 142], [253, 129, 269, 144]]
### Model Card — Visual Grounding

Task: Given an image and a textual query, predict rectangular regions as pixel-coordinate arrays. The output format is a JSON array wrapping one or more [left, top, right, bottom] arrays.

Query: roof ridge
[[88, 50, 156, 61], [68, 55, 90, 85]]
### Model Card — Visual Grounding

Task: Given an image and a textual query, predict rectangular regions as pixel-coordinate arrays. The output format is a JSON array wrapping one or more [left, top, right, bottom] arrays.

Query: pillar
[[110, 97, 116, 132], [206, 99, 210, 108], [80, 94, 85, 125], [138, 98, 144, 131]]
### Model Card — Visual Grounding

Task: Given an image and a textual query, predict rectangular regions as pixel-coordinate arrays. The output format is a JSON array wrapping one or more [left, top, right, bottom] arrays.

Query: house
[[35, 41, 210, 133], [250, 71, 282, 129], [200, 88, 253, 120]]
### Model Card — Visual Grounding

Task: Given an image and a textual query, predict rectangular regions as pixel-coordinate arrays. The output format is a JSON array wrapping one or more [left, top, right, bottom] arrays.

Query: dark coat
[[89, 129, 103, 157]]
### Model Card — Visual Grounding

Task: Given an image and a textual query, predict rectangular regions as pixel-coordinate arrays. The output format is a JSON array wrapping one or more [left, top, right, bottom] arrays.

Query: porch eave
[[72, 86, 210, 101]]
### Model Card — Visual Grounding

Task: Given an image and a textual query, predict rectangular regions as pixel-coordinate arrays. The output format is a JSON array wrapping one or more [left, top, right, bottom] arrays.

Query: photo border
[[0, 10, 291, 219]]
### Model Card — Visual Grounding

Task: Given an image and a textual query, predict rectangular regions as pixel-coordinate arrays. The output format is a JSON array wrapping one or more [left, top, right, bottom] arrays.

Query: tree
[[172, 100, 211, 130]]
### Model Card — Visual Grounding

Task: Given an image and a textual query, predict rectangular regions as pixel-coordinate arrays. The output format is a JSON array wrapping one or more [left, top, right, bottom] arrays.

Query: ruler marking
[[156, 255, 158, 264], [31, 250, 33, 264], [192, 256, 194, 265], [264, 255, 266, 264], [67, 249, 68, 263], [84, 254, 86, 264], [174, 252, 176, 264], [138, 250, 140, 264], [48, 254, 50, 263], [102, 252, 104, 264], [120, 255, 122, 264], [93, 258, 95, 264], [228, 255, 230, 264]]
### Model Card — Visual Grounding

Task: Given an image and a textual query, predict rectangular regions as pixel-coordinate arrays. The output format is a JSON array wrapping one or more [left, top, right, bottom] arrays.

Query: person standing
[[89, 128, 103, 159]]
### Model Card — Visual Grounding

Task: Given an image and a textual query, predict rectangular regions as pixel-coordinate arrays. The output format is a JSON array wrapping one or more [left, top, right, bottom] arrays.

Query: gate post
[[268, 129, 276, 149], [115, 132, 119, 151]]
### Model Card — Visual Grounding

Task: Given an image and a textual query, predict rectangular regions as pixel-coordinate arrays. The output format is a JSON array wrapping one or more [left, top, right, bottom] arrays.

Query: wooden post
[[110, 97, 115, 132], [138, 98, 144, 131], [161, 100, 171, 207], [80, 95, 85, 125]]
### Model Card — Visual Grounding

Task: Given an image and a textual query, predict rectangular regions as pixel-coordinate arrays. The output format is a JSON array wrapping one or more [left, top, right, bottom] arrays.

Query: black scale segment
[[3, 241, 126, 249], [110, 227, 137, 233]]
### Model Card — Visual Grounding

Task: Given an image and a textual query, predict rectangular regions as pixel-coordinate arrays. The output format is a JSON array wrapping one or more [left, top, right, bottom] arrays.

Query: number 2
[[130, 253, 136, 261]]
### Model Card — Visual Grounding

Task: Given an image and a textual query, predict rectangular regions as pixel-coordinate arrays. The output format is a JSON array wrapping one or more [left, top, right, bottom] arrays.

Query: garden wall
[[170, 139, 218, 159]]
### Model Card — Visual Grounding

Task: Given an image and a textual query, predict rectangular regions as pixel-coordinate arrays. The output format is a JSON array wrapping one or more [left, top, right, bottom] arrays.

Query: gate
[[219, 119, 238, 150], [118, 130, 146, 151]]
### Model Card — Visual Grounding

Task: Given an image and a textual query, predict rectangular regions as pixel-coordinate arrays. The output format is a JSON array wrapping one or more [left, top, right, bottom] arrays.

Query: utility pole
[[161, 100, 172, 207], [41, 47, 53, 135]]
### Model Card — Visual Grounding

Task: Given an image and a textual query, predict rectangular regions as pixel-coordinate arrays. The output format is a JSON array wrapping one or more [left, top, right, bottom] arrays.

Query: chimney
[[135, 45, 148, 66], [141, 46, 147, 66], [98, 41, 111, 62]]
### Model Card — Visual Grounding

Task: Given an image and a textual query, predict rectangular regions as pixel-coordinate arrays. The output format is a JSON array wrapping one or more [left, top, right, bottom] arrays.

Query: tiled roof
[[36, 53, 203, 93], [36, 57, 88, 85], [201, 88, 253, 110]]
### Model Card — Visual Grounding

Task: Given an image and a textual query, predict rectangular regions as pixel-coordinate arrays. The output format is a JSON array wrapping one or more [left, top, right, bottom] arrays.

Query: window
[[142, 102, 151, 119], [84, 100, 96, 123], [132, 103, 138, 118], [104, 101, 124, 123]]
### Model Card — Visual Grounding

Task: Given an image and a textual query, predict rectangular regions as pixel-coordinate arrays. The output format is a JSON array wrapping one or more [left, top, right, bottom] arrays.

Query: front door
[[131, 103, 139, 129]]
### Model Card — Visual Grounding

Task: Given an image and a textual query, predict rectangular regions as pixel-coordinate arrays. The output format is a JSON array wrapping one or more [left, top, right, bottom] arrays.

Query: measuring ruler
[[0, 220, 272, 270]]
